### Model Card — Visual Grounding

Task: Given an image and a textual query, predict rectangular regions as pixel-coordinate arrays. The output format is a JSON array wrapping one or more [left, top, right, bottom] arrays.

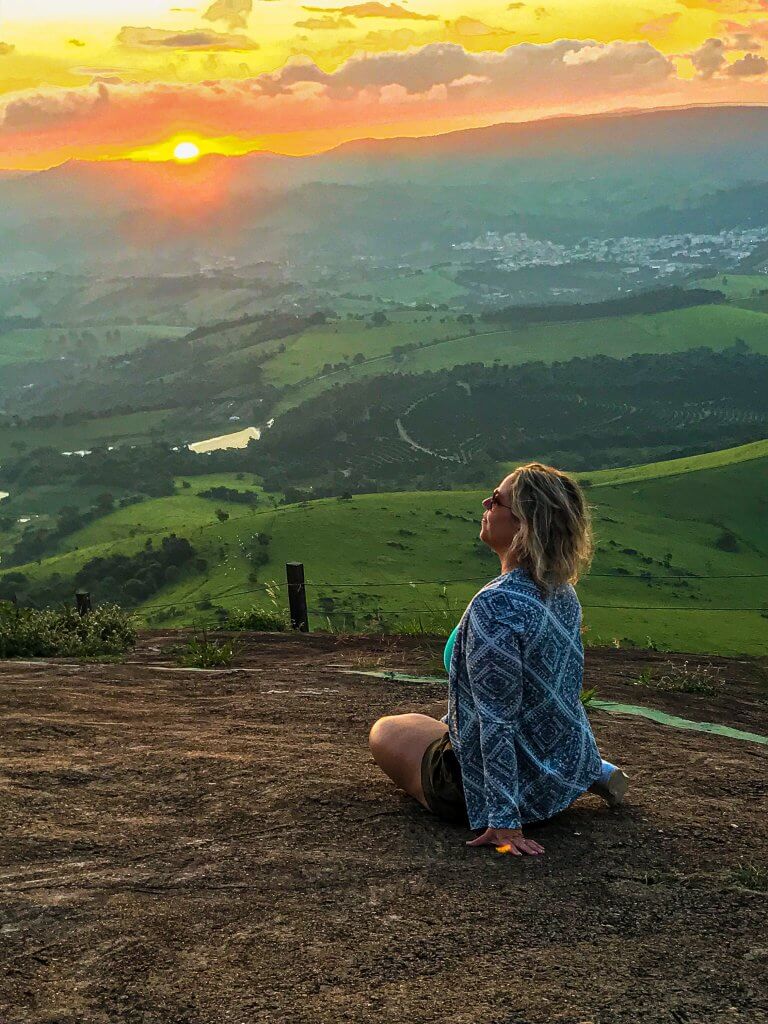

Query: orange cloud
[[444, 17, 514, 37], [0, 38, 681, 168], [301, 3, 438, 20], [639, 13, 682, 34], [719, 17, 768, 45], [677, 0, 767, 10], [0, 42, 16, 56], [726, 50, 768, 70], [117, 27, 260, 51]]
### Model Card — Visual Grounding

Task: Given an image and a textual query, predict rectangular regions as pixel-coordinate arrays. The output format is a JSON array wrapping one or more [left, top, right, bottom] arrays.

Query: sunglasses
[[482, 489, 513, 511]]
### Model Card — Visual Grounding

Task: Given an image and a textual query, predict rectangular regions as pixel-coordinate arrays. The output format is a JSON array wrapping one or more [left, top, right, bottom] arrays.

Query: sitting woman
[[368, 462, 629, 857]]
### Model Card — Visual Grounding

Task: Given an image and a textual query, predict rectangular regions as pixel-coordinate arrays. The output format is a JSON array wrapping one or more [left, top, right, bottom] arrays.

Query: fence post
[[285, 562, 309, 633], [75, 591, 92, 617]]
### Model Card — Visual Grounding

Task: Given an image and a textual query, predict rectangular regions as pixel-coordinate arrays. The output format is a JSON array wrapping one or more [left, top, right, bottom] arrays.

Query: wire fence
[[137, 568, 768, 618]]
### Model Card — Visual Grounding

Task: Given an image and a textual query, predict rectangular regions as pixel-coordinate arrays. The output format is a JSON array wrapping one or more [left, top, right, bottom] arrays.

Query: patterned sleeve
[[465, 591, 524, 830], [439, 712, 449, 725]]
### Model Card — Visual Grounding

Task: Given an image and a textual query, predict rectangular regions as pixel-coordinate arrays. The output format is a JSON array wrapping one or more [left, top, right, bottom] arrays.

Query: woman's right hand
[[466, 826, 545, 855]]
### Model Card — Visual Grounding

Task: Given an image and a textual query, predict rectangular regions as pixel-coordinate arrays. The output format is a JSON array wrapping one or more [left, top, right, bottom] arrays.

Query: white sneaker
[[589, 768, 630, 807]]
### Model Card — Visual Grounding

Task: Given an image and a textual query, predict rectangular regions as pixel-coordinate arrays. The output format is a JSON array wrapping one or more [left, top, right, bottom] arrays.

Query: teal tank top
[[443, 623, 460, 673]]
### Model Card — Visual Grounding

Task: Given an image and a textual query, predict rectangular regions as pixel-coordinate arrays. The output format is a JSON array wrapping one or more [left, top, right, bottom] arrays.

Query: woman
[[368, 462, 629, 857]]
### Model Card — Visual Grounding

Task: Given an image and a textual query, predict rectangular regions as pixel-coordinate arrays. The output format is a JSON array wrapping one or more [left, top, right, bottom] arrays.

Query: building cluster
[[453, 226, 768, 277]]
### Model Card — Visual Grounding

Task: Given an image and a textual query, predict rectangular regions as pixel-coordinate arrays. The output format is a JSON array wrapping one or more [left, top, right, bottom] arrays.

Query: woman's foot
[[589, 766, 630, 807]]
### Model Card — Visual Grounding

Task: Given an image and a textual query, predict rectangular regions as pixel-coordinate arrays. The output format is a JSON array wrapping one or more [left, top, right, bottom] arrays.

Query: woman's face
[[479, 475, 520, 555]]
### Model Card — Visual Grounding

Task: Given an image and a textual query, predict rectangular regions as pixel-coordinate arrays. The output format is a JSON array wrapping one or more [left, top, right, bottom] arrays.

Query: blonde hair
[[504, 462, 593, 590]]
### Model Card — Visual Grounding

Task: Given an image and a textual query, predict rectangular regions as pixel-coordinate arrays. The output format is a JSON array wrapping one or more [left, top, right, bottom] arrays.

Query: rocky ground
[[1, 632, 767, 1024]]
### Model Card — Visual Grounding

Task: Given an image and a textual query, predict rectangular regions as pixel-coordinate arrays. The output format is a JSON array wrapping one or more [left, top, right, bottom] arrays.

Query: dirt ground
[[1, 632, 767, 1024]]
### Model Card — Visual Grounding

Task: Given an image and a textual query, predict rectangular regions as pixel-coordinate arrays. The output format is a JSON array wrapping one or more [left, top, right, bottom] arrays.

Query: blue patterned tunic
[[440, 567, 603, 831]]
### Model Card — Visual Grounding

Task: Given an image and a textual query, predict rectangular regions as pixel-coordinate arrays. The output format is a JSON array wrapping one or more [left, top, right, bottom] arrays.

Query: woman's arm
[[465, 592, 524, 830]]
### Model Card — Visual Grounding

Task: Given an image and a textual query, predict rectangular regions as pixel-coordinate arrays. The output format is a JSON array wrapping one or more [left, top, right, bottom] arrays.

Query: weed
[[227, 606, 288, 631], [174, 631, 239, 668], [399, 588, 465, 637], [226, 579, 289, 632], [730, 863, 768, 892], [633, 660, 725, 695]]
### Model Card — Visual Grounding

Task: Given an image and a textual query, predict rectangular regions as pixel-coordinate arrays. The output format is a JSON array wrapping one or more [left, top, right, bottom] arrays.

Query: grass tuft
[[633, 660, 725, 695], [730, 863, 768, 892], [173, 631, 239, 668]]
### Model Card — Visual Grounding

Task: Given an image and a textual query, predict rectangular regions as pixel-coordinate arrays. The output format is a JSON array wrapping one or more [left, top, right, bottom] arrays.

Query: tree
[[215, 508, 230, 522], [94, 492, 115, 516]]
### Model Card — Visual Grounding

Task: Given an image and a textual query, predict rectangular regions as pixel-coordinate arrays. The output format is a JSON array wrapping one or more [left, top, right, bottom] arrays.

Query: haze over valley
[[1, 106, 767, 655]]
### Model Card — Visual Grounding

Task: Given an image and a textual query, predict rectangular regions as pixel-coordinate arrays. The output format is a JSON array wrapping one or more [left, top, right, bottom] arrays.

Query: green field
[[691, 274, 768, 299], [0, 324, 187, 368], [3, 443, 766, 657], [267, 304, 768, 413], [260, 313, 454, 388], [0, 410, 171, 460], [343, 269, 469, 305]]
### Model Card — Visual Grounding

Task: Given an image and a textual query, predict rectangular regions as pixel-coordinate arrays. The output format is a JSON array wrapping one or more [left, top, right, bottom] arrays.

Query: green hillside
[[0, 411, 171, 460], [691, 274, 768, 299], [269, 304, 768, 413], [0, 324, 187, 368], [2, 442, 766, 657]]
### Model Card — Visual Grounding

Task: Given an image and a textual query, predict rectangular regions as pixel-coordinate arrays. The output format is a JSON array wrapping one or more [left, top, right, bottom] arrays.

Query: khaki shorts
[[420, 730, 470, 826]]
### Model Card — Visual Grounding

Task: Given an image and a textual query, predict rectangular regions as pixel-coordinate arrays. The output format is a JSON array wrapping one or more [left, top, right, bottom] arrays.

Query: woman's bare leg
[[368, 713, 448, 809]]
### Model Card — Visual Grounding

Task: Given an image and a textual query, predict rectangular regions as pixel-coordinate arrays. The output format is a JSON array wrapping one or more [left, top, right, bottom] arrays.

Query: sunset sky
[[1, 0, 768, 169]]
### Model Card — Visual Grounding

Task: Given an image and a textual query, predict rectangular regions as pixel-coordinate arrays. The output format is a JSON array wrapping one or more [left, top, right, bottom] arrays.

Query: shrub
[[227, 605, 289, 631], [0, 603, 137, 659], [714, 529, 739, 552], [174, 633, 238, 668], [632, 660, 725, 695]]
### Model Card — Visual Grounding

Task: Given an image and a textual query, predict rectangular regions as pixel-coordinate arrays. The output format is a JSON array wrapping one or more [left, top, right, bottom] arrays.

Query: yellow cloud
[[203, 0, 253, 31], [301, 3, 438, 21], [295, 16, 354, 29], [117, 27, 260, 51]]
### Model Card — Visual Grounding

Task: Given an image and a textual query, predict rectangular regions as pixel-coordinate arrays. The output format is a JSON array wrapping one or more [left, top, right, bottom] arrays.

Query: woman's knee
[[368, 714, 402, 755], [368, 712, 441, 758]]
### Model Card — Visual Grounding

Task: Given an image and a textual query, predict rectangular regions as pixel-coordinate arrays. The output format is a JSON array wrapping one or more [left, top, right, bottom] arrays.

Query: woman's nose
[[482, 496, 493, 510]]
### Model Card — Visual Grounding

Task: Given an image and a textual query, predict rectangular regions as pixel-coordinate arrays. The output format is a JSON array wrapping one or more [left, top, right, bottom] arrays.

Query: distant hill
[[4, 105, 768, 275]]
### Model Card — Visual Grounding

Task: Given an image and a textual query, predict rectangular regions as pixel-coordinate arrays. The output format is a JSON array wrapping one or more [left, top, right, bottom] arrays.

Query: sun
[[173, 141, 201, 163]]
